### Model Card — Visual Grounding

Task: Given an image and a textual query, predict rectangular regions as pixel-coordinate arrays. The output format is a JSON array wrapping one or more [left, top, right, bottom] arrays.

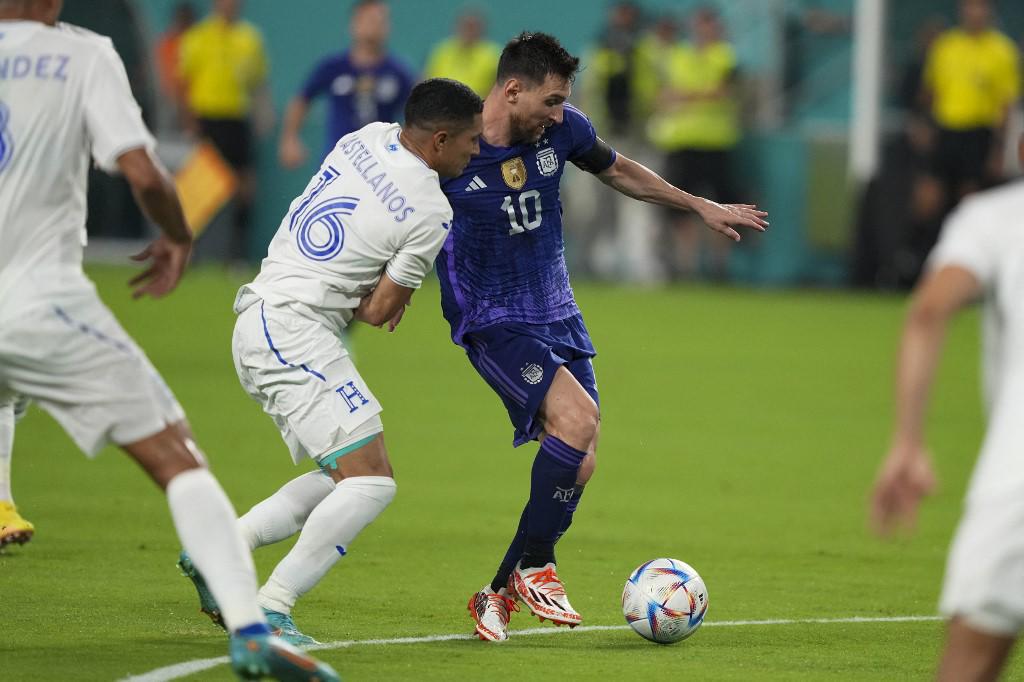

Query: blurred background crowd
[[68, 0, 1023, 289]]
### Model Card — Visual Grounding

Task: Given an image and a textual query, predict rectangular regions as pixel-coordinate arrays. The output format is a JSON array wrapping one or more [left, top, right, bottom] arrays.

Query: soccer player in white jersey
[[178, 78, 483, 645], [0, 1, 338, 678], [871, 134, 1024, 681]]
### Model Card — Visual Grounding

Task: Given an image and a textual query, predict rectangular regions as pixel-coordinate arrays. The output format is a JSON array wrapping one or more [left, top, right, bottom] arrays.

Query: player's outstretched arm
[[278, 96, 310, 169], [870, 265, 981, 536], [117, 148, 194, 299], [596, 153, 768, 242], [354, 273, 416, 331]]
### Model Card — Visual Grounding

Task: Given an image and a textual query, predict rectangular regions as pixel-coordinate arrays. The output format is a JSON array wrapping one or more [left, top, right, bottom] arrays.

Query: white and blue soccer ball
[[622, 558, 709, 644]]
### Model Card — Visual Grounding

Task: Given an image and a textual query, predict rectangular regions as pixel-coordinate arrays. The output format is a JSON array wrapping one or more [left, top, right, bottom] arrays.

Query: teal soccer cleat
[[230, 631, 339, 681], [262, 608, 320, 646], [177, 550, 225, 629]]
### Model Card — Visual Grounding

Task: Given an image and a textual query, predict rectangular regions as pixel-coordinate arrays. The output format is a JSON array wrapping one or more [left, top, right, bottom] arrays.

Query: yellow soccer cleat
[[0, 501, 34, 547]]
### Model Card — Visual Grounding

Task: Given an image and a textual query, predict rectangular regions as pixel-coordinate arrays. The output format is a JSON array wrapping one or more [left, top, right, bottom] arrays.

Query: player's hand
[[129, 236, 193, 300], [386, 304, 407, 333], [869, 442, 937, 537], [695, 199, 769, 242], [279, 134, 307, 169]]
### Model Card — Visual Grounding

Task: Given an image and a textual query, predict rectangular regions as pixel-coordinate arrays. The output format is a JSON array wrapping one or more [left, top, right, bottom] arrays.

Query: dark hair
[[496, 31, 581, 86], [404, 78, 483, 132], [351, 0, 385, 15]]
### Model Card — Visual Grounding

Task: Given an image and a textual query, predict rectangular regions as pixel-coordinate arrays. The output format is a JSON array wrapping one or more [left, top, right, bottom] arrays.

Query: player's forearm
[[281, 97, 309, 139], [891, 308, 951, 450], [119, 149, 192, 244], [599, 154, 700, 210]]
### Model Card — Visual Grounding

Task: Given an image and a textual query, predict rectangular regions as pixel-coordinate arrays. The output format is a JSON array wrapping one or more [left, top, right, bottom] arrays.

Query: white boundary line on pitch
[[119, 614, 942, 675], [119, 615, 943, 682]]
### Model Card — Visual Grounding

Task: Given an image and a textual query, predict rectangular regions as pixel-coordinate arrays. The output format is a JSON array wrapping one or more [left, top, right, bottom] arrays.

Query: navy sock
[[490, 504, 528, 592], [555, 484, 585, 541], [520, 437, 585, 569]]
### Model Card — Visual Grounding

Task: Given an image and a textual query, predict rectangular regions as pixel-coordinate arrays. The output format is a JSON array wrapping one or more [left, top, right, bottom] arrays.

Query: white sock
[[166, 468, 264, 631], [239, 470, 336, 551], [0, 402, 14, 503], [258, 475, 396, 614]]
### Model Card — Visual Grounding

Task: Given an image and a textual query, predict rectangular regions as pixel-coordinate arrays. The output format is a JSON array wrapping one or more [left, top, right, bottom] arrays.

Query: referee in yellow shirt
[[922, 0, 1020, 202], [424, 10, 500, 98], [179, 0, 270, 261]]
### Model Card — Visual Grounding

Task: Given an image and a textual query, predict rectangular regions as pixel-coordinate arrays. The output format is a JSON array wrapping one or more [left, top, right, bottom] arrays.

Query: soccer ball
[[622, 558, 709, 644]]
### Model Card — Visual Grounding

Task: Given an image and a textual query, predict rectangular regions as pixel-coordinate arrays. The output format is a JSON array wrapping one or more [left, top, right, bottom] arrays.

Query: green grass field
[[3, 265, 1017, 681]]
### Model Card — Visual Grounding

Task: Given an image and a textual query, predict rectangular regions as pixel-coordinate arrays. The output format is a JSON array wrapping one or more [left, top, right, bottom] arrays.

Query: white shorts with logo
[[232, 299, 383, 465], [0, 290, 185, 456]]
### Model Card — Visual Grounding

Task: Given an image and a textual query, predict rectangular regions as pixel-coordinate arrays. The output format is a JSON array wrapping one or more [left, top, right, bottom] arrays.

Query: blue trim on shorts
[[317, 434, 378, 471], [53, 306, 132, 354], [260, 302, 327, 382]]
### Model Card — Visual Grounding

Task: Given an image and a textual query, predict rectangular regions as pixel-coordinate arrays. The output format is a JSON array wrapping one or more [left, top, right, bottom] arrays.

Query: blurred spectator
[[154, 2, 196, 133], [649, 6, 741, 280], [572, 1, 662, 282], [851, 16, 948, 289], [922, 0, 1020, 203], [179, 0, 271, 262], [424, 9, 500, 98], [278, 0, 415, 169]]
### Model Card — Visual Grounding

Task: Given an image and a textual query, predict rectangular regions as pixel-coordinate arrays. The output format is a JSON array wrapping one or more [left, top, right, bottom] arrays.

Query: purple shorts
[[464, 315, 598, 447]]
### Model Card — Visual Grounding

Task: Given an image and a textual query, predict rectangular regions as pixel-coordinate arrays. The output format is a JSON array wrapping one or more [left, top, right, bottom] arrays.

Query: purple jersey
[[438, 104, 615, 345]]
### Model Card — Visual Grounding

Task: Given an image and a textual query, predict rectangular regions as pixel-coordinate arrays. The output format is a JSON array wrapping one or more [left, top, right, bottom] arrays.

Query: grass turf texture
[[3, 265, 1019, 680]]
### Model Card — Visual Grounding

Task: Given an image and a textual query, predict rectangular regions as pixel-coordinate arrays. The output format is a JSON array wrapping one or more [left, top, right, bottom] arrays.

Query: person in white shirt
[[179, 77, 483, 645], [0, 1, 338, 678], [871, 134, 1024, 682]]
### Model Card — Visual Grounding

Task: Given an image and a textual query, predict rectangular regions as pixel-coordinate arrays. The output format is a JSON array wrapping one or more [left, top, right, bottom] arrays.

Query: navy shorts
[[464, 315, 598, 447]]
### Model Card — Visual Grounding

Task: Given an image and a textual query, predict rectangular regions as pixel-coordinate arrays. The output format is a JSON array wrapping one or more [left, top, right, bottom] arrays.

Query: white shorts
[[232, 299, 383, 465], [939, 488, 1024, 635], [0, 291, 185, 456]]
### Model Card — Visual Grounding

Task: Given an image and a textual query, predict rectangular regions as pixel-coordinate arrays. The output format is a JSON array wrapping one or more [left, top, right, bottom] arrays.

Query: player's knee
[[577, 451, 597, 484], [562, 402, 599, 451]]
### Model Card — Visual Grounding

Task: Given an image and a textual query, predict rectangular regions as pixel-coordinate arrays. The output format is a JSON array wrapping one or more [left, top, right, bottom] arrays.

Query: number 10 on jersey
[[502, 190, 542, 235]]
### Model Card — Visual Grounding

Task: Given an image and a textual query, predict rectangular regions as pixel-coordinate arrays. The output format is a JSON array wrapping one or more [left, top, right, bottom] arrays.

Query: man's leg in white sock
[[125, 424, 264, 631], [258, 475, 396, 614], [0, 400, 14, 504], [239, 470, 336, 551]]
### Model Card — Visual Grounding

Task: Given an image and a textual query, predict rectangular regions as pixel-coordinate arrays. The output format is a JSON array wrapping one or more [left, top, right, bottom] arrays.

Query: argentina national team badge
[[501, 157, 527, 190], [536, 147, 558, 177], [521, 363, 544, 385]]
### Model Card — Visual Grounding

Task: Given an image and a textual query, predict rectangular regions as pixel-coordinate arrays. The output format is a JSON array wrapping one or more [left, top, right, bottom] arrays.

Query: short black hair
[[496, 32, 581, 86], [404, 78, 483, 132]]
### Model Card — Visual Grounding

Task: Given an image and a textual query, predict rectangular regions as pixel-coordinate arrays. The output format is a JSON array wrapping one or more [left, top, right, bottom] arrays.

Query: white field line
[[119, 614, 943, 682]]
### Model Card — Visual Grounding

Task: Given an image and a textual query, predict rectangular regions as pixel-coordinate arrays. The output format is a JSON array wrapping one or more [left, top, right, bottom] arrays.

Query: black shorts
[[929, 127, 993, 191], [198, 117, 252, 171], [663, 149, 737, 213]]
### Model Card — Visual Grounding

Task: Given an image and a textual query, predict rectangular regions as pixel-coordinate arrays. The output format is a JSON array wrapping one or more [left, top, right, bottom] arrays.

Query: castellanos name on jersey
[[242, 122, 453, 332], [437, 104, 615, 344]]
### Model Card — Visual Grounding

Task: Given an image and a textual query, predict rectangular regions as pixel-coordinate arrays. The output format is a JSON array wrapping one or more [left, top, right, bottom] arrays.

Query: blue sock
[[235, 622, 272, 637], [490, 504, 528, 592], [555, 484, 585, 541], [520, 437, 585, 569]]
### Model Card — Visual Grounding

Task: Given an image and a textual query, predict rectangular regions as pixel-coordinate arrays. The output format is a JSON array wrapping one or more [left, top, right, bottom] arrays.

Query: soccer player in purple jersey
[[435, 32, 769, 641]]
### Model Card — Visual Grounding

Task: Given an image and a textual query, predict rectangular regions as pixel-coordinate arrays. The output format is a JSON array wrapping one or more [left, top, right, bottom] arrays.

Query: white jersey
[[238, 121, 453, 332], [926, 179, 1024, 501], [0, 21, 154, 306]]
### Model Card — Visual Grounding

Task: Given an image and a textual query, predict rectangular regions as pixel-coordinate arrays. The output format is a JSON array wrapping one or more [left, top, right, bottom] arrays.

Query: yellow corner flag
[[174, 142, 238, 239]]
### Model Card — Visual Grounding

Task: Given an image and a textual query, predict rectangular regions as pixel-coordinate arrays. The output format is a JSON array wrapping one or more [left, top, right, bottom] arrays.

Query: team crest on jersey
[[521, 363, 544, 385], [501, 157, 527, 190], [536, 148, 558, 177]]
